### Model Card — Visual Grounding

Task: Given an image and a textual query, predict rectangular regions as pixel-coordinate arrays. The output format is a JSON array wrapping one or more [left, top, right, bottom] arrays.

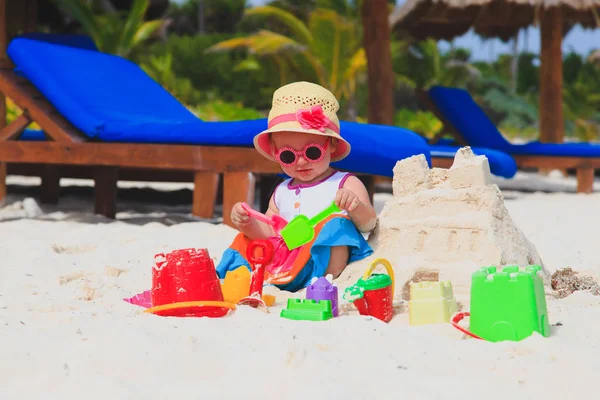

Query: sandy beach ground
[[1, 171, 599, 399]]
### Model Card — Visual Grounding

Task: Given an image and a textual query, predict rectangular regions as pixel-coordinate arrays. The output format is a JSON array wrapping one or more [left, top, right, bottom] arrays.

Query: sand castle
[[338, 147, 544, 301]]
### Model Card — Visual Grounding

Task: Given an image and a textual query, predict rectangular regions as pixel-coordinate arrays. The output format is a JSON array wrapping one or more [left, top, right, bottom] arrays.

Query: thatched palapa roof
[[390, 0, 600, 42]]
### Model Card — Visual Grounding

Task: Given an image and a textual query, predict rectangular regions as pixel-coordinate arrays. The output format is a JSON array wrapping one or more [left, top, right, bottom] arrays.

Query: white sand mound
[[337, 147, 543, 302]]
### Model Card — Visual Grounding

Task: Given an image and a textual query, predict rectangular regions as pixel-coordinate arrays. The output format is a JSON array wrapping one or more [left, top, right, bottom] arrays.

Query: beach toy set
[[279, 258, 398, 323], [123, 200, 551, 341], [124, 241, 280, 318], [280, 274, 339, 321], [277, 258, 398, 323], [404, 264, 550, 342]]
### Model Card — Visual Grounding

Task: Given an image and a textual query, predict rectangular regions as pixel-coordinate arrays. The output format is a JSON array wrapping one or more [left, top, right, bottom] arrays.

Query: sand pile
[[337, 148, 543, 301]]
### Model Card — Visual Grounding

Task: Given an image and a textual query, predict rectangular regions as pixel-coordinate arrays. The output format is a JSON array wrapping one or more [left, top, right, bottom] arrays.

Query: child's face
[[272, 131, 336, 182]]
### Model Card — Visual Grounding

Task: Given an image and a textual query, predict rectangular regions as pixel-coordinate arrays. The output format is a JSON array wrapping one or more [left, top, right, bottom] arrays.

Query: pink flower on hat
[[295, 105, 330, 132]]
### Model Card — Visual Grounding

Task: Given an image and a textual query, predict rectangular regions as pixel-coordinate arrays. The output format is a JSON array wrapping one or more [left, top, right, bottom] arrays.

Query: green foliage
[[394, 109, 442, 139], [561, 54, 600, 141], [140, 53, 202, 105], [142, 34, 280, 109], [168, 0, 247, 34], [192, 100, 264, 121], [208, 5, 366, 117], [481, 87, 537, 127], [54, 0, 167, 57], [392, 42, 479, 90]]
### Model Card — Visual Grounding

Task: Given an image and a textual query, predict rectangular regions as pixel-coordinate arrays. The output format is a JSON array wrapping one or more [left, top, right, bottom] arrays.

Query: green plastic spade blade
[[280, 215, 313, 249], [280, 201, 341, 250]]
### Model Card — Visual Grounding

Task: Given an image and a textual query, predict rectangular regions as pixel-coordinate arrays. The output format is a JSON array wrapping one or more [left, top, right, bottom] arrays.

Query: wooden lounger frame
[[0, 67, 285, 226], [416, 89, 598, 193]]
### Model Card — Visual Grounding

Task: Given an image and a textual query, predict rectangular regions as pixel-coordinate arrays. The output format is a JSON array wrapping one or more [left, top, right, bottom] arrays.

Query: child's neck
[[291, 167, 335, 186]]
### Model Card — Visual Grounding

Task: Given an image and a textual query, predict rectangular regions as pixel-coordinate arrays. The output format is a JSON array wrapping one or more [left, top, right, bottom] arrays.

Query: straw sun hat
[[253, 81, 351, 162]]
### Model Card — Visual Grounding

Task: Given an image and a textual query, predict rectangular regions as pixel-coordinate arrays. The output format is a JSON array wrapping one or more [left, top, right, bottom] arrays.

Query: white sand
[[1, 171, 599, 399]]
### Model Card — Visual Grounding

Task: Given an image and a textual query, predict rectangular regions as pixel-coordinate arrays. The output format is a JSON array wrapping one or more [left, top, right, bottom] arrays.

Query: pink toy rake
[[241, 203, 288, 233]]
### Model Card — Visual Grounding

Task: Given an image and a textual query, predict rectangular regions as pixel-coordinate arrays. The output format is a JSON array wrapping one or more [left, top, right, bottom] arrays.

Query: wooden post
[[361, 0, 394, 126], [40, 165, 61, 204], [0, 0, 7, 204], [576, 166, 594, 194], [192, 171, 219, 219], [361, 0, 394, 196], [539, 8, 564, 144], [258, 174, 281, 212], [222, 172, 255, 228], [24, 0, 37, 32], [0, 161, 5, 203], [94, 166, 118, 218]]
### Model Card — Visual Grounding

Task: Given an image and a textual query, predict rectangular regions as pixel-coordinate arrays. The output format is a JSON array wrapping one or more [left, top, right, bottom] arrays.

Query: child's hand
[[335, 188, 361, 212], [231, 202, 251, 226]]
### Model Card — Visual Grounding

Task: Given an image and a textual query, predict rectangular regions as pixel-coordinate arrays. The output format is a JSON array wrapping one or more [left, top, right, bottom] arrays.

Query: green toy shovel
[[280, 201, 342, 250]]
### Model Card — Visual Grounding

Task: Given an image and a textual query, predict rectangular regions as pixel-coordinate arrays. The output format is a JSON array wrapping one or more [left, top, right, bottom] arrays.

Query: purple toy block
[[306, 275, 338, 317]]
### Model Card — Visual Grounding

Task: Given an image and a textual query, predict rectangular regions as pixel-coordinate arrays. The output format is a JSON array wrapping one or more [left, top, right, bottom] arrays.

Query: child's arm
[[231, 196, 279, 240], [335, 176, 378, 232]]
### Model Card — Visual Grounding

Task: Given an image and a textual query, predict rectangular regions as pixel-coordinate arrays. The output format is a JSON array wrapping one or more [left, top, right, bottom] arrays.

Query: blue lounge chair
[[0, 36, 515, 224], [18, 33, 518, 181], [423, 86, 600, 192]]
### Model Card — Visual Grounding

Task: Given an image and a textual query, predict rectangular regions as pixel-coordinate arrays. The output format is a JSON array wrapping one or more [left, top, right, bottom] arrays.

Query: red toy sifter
[[238, 239, 274, 308]]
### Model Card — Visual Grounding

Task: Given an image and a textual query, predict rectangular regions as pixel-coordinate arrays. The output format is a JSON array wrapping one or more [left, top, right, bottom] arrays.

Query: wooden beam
[[0, 141, 282, 172], [539, 8, 564, 144], [512, 155, 600, 169], [222, 172, 255, 228], [7, 163, 196, 182], [0, 112, 31, 140], [192, 171, 219, 219], [430, 156, 454, 169], [0, 69, 84, 143]]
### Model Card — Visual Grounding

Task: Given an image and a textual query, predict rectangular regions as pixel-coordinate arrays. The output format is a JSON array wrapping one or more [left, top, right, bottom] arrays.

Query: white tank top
[[273, 170, 351, 222]]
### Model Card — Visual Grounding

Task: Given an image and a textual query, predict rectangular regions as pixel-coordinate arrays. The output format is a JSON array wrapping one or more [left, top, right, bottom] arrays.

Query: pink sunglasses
[[274, 138, 330, 166]]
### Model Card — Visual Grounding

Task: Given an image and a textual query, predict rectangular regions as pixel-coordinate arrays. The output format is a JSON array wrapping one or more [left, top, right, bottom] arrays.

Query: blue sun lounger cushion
[[429, 86, 600, 158], [7, 37, 433, 178]]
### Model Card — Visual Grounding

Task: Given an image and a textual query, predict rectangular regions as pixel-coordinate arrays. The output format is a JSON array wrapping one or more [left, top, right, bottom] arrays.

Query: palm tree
[[55, 0, 169, 57], [207, 5, 366, 117]]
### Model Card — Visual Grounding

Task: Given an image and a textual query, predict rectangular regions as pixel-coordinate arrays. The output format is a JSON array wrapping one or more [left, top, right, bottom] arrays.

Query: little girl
[[217, 81, 376, 291]]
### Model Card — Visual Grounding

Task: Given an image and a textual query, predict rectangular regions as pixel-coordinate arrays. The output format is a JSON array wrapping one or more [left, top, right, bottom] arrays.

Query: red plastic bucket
[[150, 248, 229, 318], [353, 284, 394, 323], [343, 258, 395, 323]]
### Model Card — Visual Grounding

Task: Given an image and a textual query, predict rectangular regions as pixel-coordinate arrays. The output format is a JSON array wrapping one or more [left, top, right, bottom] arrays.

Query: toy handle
[[363, 258, 395, 299], [451, 312, 483, 340], [241, 203, 274, 226], [247, 240, 274, 267], [308, 201, 341, 226]]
